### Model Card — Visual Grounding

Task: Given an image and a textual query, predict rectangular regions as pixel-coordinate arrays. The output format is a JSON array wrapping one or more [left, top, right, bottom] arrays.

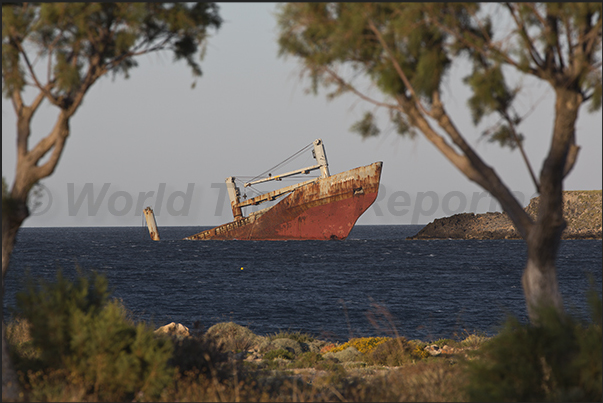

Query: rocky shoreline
[[408, 190, 602, 240], [148, 321, 492, 401], [154, 321, 487, 369]]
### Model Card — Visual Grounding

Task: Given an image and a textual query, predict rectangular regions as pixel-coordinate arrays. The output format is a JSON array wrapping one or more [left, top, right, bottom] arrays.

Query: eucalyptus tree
[[276, 3, 601, 321], [2, 3, 221, 398]]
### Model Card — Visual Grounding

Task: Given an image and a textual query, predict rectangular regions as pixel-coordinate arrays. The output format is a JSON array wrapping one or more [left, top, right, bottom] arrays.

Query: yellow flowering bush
[[411, 344, 430, 359], [329, 337, 390, 354]]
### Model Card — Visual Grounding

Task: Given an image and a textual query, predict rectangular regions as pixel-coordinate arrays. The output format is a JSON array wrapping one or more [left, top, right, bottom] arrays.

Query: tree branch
[[317, 65, 487, 194], [10, 87, 24, 114], [67, 56, 102, 116], [14, 38, 60, 107], [402, 100, 481, 183], [26, 103, 69, 165], [580, 13, 602, 65], [562, 14, 575, 64], [525, 3, 547, 27], [464, 4, 493, 43], [367, 12, 534, 237], [500, 110, 541, 192], [46, 29, 66, 83], [430, 93, 535, 237], [505, 3, 546, 72], [321, 67, 400, 110], [12, 89, 27, 158], [426, 7, 540, 77], [537, 5, 566, 72], [543, 12, 560, 72], [30, 86, 48, 114], [32, 129, 68, 182]]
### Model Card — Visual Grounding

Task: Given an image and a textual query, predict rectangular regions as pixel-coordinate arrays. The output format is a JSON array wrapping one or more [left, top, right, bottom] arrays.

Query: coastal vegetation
[[4, 270, 601, 402]]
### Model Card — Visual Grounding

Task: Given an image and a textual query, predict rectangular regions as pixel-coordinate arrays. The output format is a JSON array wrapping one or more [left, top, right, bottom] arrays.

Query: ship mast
[[226, 139, 330, 220]]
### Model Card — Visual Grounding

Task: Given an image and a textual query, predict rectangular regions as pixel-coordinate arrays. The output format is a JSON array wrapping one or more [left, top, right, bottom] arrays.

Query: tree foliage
[[276, 2, 602, 322], [277, 2, 600, 144], [2, 3, 222, 98]]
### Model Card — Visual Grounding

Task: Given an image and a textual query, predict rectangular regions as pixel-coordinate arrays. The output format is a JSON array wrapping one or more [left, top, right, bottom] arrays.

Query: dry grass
[[6, 316, 477, 402], [156, 359, 468, 402]]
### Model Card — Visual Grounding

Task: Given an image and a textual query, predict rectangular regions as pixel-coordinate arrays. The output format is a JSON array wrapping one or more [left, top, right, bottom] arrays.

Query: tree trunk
[[2, 105, 71, 401], [520, 87, 582, 323], [522, 193, 566, 321], [2, 199, 28, 401], [522, 255, 564, 321]]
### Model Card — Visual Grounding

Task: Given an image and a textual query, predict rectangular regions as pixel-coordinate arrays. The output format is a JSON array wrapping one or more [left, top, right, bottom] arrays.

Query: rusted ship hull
[[185, 161, 383, 240]]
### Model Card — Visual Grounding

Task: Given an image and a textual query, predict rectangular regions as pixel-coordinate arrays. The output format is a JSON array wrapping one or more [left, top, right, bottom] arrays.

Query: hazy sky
[[2, 3, 602, 228]]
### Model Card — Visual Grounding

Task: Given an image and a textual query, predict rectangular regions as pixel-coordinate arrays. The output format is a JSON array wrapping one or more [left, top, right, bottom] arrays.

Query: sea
[[3, 225, 602, 342]]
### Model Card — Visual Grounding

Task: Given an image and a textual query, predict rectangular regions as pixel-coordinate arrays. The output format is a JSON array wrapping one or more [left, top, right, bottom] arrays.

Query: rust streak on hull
[[185, 162, 383, 240]]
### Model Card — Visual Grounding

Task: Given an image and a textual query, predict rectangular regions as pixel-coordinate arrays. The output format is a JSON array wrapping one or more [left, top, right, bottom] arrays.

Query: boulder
[[303, 339, 328, 353], [155, 322, 190, 338], [324, 346, 363, 363], [424, 344, 442, 356], [205, 322, 266, 352]]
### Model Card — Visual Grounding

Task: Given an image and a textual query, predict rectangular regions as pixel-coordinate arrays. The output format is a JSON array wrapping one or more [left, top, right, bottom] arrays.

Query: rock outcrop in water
[[407, 190, 602, 240]]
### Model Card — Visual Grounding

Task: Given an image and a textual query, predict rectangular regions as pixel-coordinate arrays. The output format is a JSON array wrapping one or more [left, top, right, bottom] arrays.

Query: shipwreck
[[145, 139, 382, 240]]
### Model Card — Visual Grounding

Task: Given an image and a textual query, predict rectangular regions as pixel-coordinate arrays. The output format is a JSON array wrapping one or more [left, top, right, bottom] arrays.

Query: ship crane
[[226, 139, 330, 220]]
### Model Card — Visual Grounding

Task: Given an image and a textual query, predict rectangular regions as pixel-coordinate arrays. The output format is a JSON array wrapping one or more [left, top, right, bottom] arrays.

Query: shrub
[[365, 337, 427, 366], [433, 338, 456, 347], [459, 333, 490, 349], [267, 330, 315, 344], [292, 351, 324, 368], [263, 337, 304, 355], [13, 268, 174, 401], [329, 337, 390, 354], [464, 290, 602, 402], [5, 317, 39, 366], [169, 333, 227, 377], [264, 348, 295, 360]]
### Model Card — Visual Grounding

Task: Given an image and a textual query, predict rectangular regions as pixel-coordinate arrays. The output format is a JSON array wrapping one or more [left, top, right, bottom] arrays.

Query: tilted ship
[[180, 139, 382, 241]]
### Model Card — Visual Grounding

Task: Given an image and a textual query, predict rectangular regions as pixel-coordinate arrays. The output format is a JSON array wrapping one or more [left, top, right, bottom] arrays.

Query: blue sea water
[[3, 225, 601, 342]]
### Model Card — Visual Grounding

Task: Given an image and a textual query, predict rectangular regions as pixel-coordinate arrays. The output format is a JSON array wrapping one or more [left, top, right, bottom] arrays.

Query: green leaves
[[54, 52, 82, 93], [2, 3, 222, 103], [2, 4, 34, 97], [350, 111, 380, 138], [390, 109, 416, 138], [486, 124, 524, 150], [173, 35, 201, 76], [464, 64, 516, 126]]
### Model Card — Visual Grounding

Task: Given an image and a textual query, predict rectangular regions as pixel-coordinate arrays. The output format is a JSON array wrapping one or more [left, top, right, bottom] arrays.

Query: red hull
[[185, 162, 383, 240]]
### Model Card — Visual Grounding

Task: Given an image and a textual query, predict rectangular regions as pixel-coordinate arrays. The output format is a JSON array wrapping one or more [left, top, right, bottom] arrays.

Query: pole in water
[[144, 206, 160, 241]]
